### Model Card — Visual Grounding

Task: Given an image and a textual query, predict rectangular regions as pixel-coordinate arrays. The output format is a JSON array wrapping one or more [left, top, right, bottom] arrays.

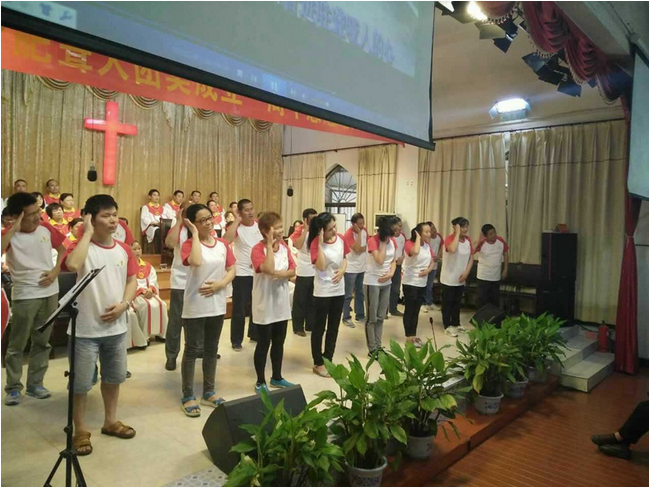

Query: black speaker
[[471, 304, 507, 327], [536, 281, 575, 321], [541, 232, 577, 281], [202, 385, 307, 474]]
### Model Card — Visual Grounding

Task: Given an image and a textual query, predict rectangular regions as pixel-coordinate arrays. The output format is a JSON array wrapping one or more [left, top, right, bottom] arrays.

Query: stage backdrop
[[1, 70, 283, 235]]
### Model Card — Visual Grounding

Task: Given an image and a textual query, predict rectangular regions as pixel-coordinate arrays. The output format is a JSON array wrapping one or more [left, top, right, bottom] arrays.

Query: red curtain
[[615, 96, 641, 374]]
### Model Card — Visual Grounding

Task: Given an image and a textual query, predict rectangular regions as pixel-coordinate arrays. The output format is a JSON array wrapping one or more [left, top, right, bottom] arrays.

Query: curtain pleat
[[356, 145, 397, 226], [1, 70, 282, 235], [281, 153, 326, 227], [508, 120, 626, 323]]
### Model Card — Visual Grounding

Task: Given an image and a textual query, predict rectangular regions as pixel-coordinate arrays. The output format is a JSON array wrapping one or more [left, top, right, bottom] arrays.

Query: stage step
[[558, 335, 599, 371], [560, 351, 615, 392]]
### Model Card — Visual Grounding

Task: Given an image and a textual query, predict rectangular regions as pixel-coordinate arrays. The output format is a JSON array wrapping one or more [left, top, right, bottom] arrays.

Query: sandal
[[72, 431, 93, 456], [200, 391, 225, 408], [313, 365, 331, 378], [181, 396, 201, 417], [101, 420, 136, 439]]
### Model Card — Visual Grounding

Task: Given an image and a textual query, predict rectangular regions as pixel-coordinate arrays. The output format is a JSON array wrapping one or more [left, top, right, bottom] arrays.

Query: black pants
[[389, 264, 402, 313], [231, 276, 257, 345], [619, 400, 649, 444], [311, 295, 344, 367], [254, 320, 287, 385], [477, 279, 501, 310], [292, 276, 315, 333], [442, 284, 464, 328], [403, 285, 425, 337]]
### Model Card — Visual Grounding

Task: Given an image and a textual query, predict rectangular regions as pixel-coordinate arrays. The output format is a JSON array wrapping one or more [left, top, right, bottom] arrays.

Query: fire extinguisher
[[598, 321, 610, 352]]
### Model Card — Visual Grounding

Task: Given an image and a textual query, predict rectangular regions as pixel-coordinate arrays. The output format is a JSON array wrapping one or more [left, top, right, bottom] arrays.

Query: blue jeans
[[343, 272, 365, 321], [69, 333, 127, 394], [424, 269, 437, 306]]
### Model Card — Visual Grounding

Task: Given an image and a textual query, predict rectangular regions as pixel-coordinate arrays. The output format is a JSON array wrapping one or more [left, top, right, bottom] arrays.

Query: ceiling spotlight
[[557, 80, 582, 97], [489, 98, 530, 121], [493, 37, 513, 53], [467, 1, 487, 21], [500, 18, 519, 40]]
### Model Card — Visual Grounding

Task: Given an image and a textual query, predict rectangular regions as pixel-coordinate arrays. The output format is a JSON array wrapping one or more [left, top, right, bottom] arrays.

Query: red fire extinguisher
[[598, 321, 609, 352]]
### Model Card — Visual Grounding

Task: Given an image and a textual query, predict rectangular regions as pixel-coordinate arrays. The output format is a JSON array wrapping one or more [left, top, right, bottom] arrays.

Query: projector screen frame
[[1, 6, 435, 150], [628, 45, 649, 201]]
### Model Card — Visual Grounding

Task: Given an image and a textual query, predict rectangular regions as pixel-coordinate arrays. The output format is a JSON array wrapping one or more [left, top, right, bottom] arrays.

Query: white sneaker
[[444, 327, 458, 338], [429, 304, 441, 311], [422, 307, 429, 314], [456, 325, 468, 333]]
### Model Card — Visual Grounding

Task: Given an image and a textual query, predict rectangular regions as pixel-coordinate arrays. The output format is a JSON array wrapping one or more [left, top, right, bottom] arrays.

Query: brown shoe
[[313, 365, 330, 378], [294, 330, 307, 337]]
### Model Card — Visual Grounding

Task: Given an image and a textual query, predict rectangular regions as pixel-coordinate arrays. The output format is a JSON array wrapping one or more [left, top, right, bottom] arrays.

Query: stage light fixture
[[440, 1, 478, 24], [467, 1, 487, 21], [522, 53, 547, 73], [476, 22, 506, 40], [493, 37, 513, 53], [557, 80, 582, 97]]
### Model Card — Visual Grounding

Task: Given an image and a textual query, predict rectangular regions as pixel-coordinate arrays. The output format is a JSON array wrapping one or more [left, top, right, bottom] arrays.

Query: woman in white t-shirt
[[363, 215, 399, 356], [179, 204, 236, 417], [440, 217, 474, 338], [308, 212, 349, 377], [402, 222, 436, 348], [250, 212, 296, 394]]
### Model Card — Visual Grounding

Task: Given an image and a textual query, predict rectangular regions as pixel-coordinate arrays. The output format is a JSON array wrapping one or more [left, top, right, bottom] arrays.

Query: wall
[[636, 200, 649, 360]]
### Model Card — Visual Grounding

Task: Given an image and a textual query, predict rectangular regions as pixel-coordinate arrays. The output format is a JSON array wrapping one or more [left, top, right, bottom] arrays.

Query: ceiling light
[[467, 1, 488, 21], [493, 98, 529, 113]]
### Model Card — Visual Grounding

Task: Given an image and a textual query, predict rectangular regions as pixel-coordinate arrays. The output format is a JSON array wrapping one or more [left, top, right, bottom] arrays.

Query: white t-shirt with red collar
[[403, 240, 435, 288], [251, 240, 296, 324], [343, 227, 368, 274], [430, 234, 442, 270], [62, 239, 139, 338], [440, 235, 473, 287], [170, 226, 189, 290], [2, 222, 66, 300], [289, 226, 314, 278], [475, 237, 509, 282], [181, 237, 235, 319], [364, 235, 397, 287], [310, 234, 350, 297], [233, 221, 263, 277]]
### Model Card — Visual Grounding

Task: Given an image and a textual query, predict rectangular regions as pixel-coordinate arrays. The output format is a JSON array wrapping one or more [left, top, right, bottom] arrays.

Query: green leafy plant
[[505, 313, 567, 375], [452, 323, 519, 397], [499, 319, 530, 382], [226, 390, 344, 487], [381, 339, 462, 438], [316, 355, 417, 470]]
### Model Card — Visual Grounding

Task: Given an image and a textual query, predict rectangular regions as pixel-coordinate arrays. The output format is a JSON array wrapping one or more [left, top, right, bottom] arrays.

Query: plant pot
[[406, 433, 436, 460], [527, 366, 548, 383], [474, 393, 504, 415], [347, 458, 388, 487], [504, 378, 529, 399]]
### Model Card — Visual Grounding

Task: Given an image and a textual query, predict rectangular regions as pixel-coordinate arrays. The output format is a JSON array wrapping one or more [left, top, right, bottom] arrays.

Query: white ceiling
[[431, 8, 623, 139]]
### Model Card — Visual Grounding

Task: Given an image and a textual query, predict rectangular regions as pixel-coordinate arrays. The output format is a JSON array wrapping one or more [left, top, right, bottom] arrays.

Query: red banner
[[1, 27, 392, 142]]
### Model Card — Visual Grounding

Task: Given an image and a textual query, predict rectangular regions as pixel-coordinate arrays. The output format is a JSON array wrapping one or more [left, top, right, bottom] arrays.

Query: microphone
[[87, 163, 97, 182], [287, 185, 293, 197]]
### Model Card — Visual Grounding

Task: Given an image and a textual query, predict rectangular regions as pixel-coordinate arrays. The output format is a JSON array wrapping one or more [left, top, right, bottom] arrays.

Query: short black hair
[[148, 189, 160, 197], [351, 213, 365, 224], [302, 208, 318, 220], [377, 215, 399, 241], [191, 190, 201, 196], [68, 217, 83, 229], [173, 190, 184, 197], [206, 200, 217, 208], [481, 223, 496, 235], [451, 216, 469, 227], [5, 192, 37, 216], [308, 212, 336, 248], [59, 192, 74, 204], [228, 201, 237, 208], [14, 179, 27, 186], [46, 203, 63, 218], [31, 192, 45, 209], [410, 222, 431, 242], [46, 178, 58, 186], [209, 192, 219, 198], [237, 199, 252, 212], [83, 194, 118, 218]]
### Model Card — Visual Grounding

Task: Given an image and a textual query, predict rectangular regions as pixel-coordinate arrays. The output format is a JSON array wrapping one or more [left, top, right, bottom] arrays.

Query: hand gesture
[[176, 207, 183, 221], [414, 229, 421, 241], [378, 272, 392, 284], [199, 280, 221, 297], [454, 223, 461, 235], [502, 270, 508, 281], [458, 272, 468, 284], [352, 223, 360, 234], [83, 213, 94, 236], [265, 231, 275, 247], [418, 269, 429, 277], [318, 229, 324, 244], [39, 268, 59, 287], [183, 218, 198, 235], [144, 289, 154, 299], [100, 302, 127, 322], [10, 211, 24, 232], [332, 268, 344, 284]]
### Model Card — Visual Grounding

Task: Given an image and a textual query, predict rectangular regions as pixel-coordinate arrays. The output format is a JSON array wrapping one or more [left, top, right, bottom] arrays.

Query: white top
[[233, 221, 263, 277], [2, 222, 65, 300], [251, 240, 296, 325], [181, 237, 235, 319], [475, 237, 509, 282], [162, 202, 180, 220], [135, 261, 159, 293], [343, 227, 368, 274], [310, 234, 350, 297], [289, 226, 315, 278], [430, 234, 442, 270], [170, 226, 189, 290], [402, 240, 434, 288], [62, 239, 138, 338], [394, 232, 407, 263], [363, 235, 397, 287], [140, 204, 163, 243], [440, 235, 473, 287]]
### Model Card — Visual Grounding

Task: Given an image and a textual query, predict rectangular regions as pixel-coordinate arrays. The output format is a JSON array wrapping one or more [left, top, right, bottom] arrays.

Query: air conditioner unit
[[373, 212, 399, 231]]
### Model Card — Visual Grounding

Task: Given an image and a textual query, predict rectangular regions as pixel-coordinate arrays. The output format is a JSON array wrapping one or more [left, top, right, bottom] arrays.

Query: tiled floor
[[1, 306, 475, 487]]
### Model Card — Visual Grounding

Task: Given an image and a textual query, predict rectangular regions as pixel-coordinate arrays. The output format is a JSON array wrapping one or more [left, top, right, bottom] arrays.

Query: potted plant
[[316, 355, 416, 487], [226, 391, 344, 487], [452, 323, 518, 415], [500, 318, 530, 399], [514, 313, 567, 382], [381, 339, 462, 459]]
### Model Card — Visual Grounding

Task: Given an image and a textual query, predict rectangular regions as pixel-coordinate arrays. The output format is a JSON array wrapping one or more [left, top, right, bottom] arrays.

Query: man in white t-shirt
[[423, 221, 443, 312], [440, 217, 474, 337], [1, 192, 66, 406], [62, 195, 138, 455], [342, 213, 368, 327], [474, 223, 509, 310], [224, 198, 262, 350], [288, 208, 318, 336], [389, 217, 406, 317]]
